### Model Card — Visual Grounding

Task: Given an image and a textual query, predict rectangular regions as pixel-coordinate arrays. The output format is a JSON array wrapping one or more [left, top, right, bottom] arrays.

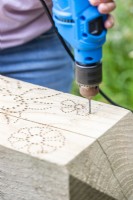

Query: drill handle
[[52, 0, 107, 65]]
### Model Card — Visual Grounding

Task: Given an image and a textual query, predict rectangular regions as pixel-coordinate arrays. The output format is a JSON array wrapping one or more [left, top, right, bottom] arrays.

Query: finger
[[104, 14, 115, 29], [89, 0, 115, 7], [98, 2, 116, 14]]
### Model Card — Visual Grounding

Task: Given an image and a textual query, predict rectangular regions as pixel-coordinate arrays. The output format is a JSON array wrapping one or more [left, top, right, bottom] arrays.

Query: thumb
[[89, 0, 114, 6]]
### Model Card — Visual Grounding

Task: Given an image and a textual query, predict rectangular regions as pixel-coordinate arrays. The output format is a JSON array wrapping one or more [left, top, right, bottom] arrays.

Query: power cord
[[39, 0, 133, 112]]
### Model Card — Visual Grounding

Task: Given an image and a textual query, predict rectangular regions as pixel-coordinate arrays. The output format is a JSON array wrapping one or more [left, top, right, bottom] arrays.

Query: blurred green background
[[71, 0, 133, 110]]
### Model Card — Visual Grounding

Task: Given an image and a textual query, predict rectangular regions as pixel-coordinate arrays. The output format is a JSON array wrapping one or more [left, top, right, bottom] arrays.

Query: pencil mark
[[0, 76, 102, 125], [8, 126, 66, 154], [0, 76, 10, 84], [0, 78, 60, 123], [61, 100, 90, 116], [17, 81, 22, 89], [0, 89, 28, 123]]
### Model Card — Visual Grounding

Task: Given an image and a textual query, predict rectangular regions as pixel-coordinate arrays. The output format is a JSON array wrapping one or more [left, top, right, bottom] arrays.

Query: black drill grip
[[75, 62, 102, 86]]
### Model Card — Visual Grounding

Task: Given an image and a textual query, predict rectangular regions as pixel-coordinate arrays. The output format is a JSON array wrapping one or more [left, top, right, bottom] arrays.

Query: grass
[[71, 0, 133, 111]]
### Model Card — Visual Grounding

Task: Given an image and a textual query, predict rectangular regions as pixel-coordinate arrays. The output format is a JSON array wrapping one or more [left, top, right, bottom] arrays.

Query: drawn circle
[[0, 93, 27, 113], [8, 126, 66, 154]]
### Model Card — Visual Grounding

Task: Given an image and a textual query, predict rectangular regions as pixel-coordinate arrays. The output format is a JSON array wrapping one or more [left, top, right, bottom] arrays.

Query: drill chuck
[[75, 62, 102, 86], [75, 62, 102, 99]]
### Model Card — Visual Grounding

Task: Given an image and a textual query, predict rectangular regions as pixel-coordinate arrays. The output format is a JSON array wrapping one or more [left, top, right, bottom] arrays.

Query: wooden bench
[[0, 75, 132, 200]]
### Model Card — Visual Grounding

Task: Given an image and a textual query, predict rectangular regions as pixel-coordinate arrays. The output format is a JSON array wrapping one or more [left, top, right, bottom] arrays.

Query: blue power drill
[[52, 0, 107, 100]]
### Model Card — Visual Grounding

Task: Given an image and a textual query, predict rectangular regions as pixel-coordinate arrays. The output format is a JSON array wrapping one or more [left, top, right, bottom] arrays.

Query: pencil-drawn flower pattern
[[0, 76, 96, 125], [8, 126, 66, 154], [61, 99, 89, 116], [0, 77, 61, 123]]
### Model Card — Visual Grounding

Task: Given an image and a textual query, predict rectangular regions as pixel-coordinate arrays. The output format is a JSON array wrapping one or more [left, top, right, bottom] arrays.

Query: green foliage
[[71, 0, 133, 110]]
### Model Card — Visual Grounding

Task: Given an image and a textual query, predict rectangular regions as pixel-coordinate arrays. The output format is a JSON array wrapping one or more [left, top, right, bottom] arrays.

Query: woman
[[0, 0, 116, 92]]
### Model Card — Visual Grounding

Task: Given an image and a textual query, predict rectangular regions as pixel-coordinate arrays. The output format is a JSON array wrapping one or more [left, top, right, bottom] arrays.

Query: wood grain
[[0, 75, 132, 200]]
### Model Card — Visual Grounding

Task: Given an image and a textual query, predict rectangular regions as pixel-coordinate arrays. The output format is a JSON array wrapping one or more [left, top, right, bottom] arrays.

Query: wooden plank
[[0, 114, 95, 165], [0, 75, 132, 200], [67, 112, 133, 200], [0, 75, 129, 138]]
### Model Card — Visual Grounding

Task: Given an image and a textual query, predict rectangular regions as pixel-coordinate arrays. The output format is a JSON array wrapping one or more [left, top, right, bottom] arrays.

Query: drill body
[[52, 0, 107, 97]]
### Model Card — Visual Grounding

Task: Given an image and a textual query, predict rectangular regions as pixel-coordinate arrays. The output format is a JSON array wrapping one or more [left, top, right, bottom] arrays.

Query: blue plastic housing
[[52, 0, 107, 65]]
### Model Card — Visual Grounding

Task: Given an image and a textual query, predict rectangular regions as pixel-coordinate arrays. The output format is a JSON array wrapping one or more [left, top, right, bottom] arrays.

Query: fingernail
[[90, 0, 101, 6], [99, 3, 110, 13]]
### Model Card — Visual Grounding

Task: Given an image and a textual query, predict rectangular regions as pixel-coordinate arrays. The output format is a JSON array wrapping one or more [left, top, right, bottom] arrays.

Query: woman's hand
[[89, 0, 116, 29]]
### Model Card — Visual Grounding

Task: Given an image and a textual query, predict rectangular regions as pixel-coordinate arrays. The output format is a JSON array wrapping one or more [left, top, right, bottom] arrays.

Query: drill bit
[[79, 86, 99, 114], [89, 99, 91, 114]]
